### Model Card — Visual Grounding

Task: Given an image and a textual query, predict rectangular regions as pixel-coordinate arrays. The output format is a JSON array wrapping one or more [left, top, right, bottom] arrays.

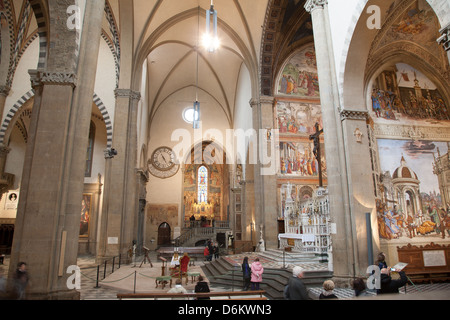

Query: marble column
[[305, 0, 356, 279], [8, 0, 105, 299]]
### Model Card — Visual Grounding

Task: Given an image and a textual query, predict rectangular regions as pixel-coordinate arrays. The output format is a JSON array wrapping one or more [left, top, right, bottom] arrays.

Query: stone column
[[8, 0, 105, 299], [251, 97, 278, 249], [99, 89, 140, 258], [305, 0, 355, 279], [98, 2, 140, 259], [8, 70, 79, 300]]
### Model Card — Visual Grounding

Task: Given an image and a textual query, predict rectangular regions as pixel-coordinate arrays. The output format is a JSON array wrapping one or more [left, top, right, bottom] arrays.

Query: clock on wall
[[148, 146, 180, 179]]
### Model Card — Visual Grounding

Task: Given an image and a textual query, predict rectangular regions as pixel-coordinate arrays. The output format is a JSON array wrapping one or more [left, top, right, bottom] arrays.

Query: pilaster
[[305, 0, 356, 280]]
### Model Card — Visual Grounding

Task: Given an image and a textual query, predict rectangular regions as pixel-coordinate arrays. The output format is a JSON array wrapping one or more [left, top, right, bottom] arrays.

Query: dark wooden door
[[158, 223, 171, 246]]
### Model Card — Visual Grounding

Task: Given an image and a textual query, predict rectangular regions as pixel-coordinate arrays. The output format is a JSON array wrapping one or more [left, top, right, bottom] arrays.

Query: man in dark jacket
[[378, 268, 407, 294], [284, 266, 311, 300]]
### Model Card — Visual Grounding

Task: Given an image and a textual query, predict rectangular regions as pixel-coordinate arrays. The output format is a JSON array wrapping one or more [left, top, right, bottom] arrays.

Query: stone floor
[[2, 251, 450, 300]]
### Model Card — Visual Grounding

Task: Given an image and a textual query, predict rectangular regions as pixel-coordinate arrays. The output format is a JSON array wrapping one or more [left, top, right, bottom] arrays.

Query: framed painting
[[80, 194, 91, 237]]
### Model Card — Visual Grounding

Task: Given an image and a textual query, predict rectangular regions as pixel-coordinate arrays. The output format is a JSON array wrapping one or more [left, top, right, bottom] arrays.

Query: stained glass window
[[198, 166, 208, 203]]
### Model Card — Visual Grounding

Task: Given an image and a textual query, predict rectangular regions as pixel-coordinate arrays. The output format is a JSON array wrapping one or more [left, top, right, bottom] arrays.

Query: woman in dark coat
[[194, 275, 210, 300], [242, 257, 251, 291]]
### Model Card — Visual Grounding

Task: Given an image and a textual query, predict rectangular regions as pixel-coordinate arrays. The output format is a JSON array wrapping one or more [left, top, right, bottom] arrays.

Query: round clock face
[[148, 147, 179, 179]]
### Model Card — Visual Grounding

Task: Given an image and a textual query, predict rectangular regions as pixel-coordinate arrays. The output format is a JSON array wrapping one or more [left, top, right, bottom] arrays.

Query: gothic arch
[[28, 0, 49, 70], [0, 89, 34, 145], [0, 92, 113, 149], [260, 0, 312, 96], [341, 0, 449, 110]]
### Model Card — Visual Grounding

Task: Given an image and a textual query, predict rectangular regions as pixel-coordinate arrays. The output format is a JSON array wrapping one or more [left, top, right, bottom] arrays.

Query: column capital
[[304, 0, 328, 13], [340, 109, 369, 122], [437, 23, 450, 51], [0, 145, 11, 156], [41, 72, 77, 87], [249, 96, 274, 108], [114, 89, 141, 101], [0, 85, 11, 97], [28, 70, 78, 89]]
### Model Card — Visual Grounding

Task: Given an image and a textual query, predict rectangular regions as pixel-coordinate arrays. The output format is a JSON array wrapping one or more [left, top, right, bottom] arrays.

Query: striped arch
[[93, 93, 113, 149], [0, 92, 113, 149], [28, 0, 49, 70], [0, 89, 35, 145], [104, 1, 120, 87]]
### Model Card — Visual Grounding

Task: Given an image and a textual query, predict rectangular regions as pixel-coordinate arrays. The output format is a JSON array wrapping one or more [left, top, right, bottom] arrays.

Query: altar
[[278, 185, 331, 256]]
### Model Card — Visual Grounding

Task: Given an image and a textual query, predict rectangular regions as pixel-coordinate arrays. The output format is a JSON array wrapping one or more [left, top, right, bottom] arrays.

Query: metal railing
[[175, 220, 230, 247]]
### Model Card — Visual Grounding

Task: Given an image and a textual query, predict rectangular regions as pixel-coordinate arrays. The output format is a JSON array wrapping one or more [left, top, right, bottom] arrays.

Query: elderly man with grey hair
[[284, 266, 311, 300]]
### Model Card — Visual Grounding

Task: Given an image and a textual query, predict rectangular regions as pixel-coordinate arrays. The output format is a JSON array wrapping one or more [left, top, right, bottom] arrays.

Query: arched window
[[198, 166, 208, 203]]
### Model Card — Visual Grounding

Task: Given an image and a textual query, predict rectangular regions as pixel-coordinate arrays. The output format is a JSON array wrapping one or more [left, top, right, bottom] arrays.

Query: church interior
[[0, 0, 449, 299]]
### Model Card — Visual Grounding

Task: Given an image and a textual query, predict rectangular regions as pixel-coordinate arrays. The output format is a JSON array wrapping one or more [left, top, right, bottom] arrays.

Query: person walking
[[284, 266, 310, 300], [14, 262, 29, 300], [250, 258, 264, 291], [241, 257, 251, 291]]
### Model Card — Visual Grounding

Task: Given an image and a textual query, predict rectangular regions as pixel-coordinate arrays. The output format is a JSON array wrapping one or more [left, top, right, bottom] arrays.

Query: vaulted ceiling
[[2, 0, 314, 128]]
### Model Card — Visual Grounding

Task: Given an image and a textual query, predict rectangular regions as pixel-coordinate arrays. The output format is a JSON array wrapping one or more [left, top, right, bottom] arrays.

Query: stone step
[[202, 259, 333, 300]]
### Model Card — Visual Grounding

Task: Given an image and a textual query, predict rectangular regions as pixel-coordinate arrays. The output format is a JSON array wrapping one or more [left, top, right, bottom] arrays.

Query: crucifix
[[309, 122, 324, 187]]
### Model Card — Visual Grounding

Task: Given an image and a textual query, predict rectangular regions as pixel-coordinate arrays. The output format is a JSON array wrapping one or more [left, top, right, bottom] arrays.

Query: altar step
[[258, 248, 328, 266], [202, 255, 332, 300]]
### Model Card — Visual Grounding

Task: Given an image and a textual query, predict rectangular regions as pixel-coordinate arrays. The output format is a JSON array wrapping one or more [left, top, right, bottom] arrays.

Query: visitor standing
[[250, 258, 264, 291], [284, 266, 310, 300], [241, 256, 251, 291]]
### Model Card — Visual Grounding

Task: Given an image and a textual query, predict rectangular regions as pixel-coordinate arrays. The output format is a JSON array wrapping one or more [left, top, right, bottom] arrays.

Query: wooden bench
[[117, 290, 266, 300], [397, 242, 450, 283]]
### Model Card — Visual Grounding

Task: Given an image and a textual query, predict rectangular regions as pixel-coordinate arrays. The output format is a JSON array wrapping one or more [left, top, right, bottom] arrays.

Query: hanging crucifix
[[309, 122, 324, 187]]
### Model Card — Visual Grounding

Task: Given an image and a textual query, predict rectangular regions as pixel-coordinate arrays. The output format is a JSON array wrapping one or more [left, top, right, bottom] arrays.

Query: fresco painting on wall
[[371, 63, 449, 123], [377, 139, 450, 242], [279, 141, 326, 178], [276, 102, 322, 136], [382, 0, 443, 61], [277, 44, 320, 98]]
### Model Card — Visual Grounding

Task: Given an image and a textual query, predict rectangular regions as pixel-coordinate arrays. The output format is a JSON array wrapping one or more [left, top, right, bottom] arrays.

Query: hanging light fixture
[[203, 0, 219, 52], [193, 6, 201, 129]]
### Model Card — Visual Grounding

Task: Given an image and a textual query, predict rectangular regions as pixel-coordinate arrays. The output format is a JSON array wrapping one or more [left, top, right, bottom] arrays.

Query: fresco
[[276, 101, 322, 136], [277, 44, 320, 98], [380, 0, 443, 61], [376, 139, 450, 242], [371, 63, 449, 123]]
